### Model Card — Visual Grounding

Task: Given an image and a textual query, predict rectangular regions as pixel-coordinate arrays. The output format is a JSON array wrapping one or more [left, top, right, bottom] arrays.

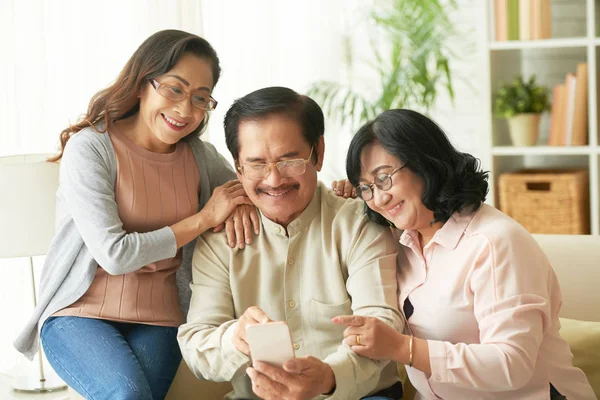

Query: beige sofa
[[68, 234, 600, 399]]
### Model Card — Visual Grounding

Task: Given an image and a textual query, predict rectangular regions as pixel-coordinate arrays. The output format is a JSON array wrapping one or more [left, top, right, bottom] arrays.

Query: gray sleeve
[[202, 140, 236, 193], [60, 131, 177, 275], [178, 138, 236, 316]]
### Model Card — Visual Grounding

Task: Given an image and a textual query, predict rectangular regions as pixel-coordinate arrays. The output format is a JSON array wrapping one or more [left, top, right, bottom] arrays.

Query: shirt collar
[[259, 181, 322, 237], [399, 208, 477, 250]]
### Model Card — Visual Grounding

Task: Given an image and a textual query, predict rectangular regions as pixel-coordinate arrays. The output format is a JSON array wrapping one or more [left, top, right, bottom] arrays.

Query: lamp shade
[[0, 154, 59, 258]]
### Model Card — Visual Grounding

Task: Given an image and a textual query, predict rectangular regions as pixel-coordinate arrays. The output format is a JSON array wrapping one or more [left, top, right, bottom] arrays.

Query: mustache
[[256, 184, 299, 194]]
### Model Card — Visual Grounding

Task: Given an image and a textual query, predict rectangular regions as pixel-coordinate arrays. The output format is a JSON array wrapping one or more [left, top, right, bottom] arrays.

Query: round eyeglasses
[[237, 148, 314, 181], [149, 79, 218, 111], [356, 164, 408, 201]]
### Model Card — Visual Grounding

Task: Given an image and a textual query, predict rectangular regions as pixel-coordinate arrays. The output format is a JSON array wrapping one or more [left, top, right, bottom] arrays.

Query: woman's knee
[[39, 317, 155, 400]]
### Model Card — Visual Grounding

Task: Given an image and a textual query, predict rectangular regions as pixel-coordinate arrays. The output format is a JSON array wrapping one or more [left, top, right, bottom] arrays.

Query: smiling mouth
[[258, 186, 297, 197], [387, 200, 405, 216], [162, 113, 187, 130]]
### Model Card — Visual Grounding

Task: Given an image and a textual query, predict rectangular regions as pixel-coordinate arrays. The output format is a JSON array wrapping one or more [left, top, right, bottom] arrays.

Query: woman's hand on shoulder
[[213, 204, 260, 249], [331, 179, 356, 198], [201, 179, 253, 230]]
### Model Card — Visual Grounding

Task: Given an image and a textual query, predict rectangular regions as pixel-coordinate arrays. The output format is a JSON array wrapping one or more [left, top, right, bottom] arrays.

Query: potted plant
[[493, 75, 550, 146], [307, 0, 459, 129]]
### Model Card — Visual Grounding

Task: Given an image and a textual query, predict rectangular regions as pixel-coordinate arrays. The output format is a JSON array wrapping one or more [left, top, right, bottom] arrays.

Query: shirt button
[[293, 343, 300, 350], [288, 300, 296, 308], [436, 375, 442, 381], [275, 227, 281, 234], [288, 259, 295, 265]]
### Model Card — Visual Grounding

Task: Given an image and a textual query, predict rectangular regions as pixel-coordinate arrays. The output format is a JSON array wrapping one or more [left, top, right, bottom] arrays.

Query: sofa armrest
[[532, 234, 600, 322]]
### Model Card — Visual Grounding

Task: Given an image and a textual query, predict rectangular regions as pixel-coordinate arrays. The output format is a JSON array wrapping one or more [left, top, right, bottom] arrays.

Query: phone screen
[[246, 321, 295, 367]]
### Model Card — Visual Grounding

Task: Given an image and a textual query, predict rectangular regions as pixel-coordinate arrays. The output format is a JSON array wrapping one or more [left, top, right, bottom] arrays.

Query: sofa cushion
[[559, 317, 600, 398], [166, 362, 232, 400]]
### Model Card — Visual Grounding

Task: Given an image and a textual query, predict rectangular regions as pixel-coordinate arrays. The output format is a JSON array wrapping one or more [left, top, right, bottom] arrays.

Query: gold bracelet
[[409, 334, 414, 367]]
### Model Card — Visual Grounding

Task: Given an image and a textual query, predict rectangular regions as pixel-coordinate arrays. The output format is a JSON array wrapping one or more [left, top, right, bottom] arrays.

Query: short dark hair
[[223, 86, 324, 162], [346, 109, 489, 227]]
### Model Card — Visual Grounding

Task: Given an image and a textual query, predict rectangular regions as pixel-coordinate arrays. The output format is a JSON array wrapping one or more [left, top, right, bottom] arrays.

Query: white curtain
[[0, 0, 204, 156]]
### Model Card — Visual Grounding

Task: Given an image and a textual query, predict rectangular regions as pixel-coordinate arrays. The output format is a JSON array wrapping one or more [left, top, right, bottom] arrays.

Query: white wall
[[0, 0, 489, 376], [429, 0, 488, 168]]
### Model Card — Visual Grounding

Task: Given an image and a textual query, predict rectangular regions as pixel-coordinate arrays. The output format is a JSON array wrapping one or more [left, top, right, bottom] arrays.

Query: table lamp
[[0, 154, 67, 392]]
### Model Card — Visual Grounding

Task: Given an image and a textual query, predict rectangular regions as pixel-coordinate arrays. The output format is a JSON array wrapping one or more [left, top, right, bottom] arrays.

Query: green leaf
[[492, 74, 550, 118], [307, 0, 460, 130]]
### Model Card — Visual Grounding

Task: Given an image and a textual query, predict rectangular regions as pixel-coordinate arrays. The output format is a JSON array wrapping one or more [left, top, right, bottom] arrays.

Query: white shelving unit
[[483, 0, 600, 235]]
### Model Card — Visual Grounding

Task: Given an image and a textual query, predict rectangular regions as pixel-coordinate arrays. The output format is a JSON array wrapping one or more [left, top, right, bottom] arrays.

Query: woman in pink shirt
[[334, 109, 595, 399]]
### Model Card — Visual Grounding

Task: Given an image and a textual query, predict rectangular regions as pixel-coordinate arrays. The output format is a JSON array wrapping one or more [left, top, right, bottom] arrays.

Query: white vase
[[507, 113, 541, 146]]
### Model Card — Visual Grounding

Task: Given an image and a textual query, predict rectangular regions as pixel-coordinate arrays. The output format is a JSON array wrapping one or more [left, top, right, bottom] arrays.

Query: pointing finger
[[332, 315, 365, 327]]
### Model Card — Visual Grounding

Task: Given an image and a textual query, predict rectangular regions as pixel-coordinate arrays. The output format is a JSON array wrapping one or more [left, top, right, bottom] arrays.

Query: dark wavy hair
[[223, 86, 324, 163], [50, 29, 221, 161], [346, 109, 489, 227]]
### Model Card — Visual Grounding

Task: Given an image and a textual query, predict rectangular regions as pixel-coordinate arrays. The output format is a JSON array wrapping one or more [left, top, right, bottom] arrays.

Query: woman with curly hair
[[334, 109, 594, 399]]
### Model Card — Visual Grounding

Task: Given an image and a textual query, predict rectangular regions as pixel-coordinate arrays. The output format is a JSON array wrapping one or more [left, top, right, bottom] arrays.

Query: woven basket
[[498, 169, 590, 234]]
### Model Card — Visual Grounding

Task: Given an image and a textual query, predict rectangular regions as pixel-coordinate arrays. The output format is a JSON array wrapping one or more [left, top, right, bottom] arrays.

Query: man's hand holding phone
[[246, 357, 336, 400], [239, 314, 336, 399], [232, 306, 271, 355]]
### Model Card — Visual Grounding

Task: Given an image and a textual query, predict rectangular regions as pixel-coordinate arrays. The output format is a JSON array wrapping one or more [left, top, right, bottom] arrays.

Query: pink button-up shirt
[[397, 204, 595, 399]]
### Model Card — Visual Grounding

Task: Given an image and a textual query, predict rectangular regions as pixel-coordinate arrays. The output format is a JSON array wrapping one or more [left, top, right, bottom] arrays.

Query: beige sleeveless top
[[55, 127, 200, 326]]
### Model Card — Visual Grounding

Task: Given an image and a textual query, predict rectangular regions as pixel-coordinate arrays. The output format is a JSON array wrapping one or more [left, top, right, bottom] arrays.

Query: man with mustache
[[178, 87, 404, 400]]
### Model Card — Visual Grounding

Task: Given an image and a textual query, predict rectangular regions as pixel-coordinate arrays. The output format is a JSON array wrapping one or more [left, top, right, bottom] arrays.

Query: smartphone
[[246, 321, 295, 367]]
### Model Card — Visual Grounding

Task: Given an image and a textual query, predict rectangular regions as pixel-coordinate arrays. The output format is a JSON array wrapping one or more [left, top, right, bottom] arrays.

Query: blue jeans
[[41, 316, 181, 400]]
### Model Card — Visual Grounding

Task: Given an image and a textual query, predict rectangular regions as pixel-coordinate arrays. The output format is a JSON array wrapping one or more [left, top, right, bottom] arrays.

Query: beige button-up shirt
[[178, 182, 403, 399]]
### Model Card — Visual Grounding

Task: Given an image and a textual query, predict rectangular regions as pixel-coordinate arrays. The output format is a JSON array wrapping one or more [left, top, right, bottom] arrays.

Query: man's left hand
[[246, 357, 335, 400]]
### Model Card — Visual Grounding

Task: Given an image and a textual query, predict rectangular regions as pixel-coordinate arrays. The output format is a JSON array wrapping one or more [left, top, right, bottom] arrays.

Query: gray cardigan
[[14, 126, 235, 360]]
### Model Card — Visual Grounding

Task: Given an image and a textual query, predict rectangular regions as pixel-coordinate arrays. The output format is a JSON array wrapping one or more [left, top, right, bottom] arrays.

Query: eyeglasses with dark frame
[[149, 79, 218, 111], [237, 147, 314, 181], [356, 164, 408, 201]]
